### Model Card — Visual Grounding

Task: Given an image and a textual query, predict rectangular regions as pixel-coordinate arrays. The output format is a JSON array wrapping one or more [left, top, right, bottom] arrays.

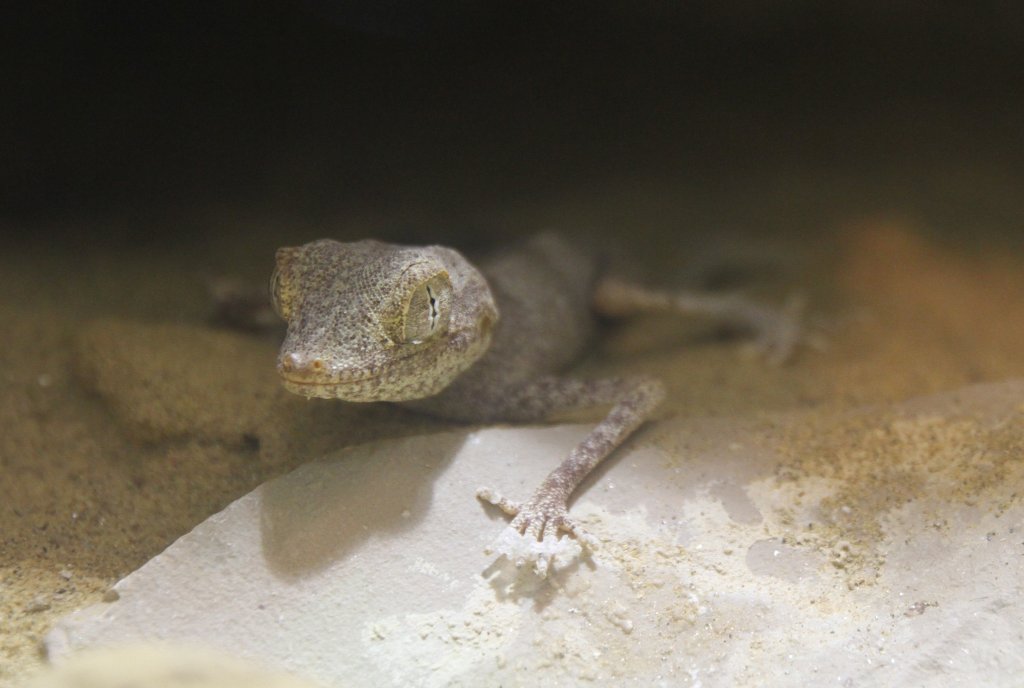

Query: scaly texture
[[272, 233, 795, 575]]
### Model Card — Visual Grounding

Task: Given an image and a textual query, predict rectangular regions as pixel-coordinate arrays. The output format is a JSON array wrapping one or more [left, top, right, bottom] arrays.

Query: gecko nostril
[[311, 359, 324, 371], [279, 352, 301, 372]]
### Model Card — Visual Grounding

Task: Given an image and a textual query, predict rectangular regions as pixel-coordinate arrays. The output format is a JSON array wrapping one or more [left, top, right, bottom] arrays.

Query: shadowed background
[[5, 2, 1022, 239]]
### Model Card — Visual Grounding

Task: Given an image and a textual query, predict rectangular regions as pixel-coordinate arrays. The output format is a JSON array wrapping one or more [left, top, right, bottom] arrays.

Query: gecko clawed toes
[[478, 486, 596, 577], [748, 292, 806, 366]]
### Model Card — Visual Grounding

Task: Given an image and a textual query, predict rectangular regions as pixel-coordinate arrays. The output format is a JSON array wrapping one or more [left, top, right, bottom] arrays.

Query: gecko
[[269, 233, 800, 576]]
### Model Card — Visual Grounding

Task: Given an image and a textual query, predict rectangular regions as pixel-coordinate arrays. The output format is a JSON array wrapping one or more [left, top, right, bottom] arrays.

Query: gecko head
[[270, 238, 498, 401]]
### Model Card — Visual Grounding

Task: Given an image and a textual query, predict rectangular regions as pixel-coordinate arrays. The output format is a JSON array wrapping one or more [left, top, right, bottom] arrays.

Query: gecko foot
[[477, 486, 598, 577], [743, 292, 806, 366]]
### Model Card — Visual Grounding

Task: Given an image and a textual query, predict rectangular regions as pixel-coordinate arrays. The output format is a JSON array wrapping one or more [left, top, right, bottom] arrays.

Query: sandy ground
[[3, 169, 1024, 684]]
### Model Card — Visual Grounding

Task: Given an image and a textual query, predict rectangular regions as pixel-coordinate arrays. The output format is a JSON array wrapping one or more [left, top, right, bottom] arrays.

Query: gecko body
[[271, 233, 796, 575]]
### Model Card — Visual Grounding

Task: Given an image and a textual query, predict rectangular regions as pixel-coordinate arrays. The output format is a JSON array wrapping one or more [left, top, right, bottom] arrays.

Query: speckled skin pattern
[[272, 233, 792, 575], [273, 239, 498, 401]]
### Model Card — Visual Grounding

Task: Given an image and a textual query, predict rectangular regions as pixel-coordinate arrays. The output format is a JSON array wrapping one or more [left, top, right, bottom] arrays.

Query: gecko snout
[[277, 351, 326, 377]]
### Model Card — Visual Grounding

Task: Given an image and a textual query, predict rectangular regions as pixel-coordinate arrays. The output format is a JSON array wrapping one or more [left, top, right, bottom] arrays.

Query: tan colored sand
[[3, 207, 1024, 683], [26, 644, 322, 688], [768, 403, 1024, 589]]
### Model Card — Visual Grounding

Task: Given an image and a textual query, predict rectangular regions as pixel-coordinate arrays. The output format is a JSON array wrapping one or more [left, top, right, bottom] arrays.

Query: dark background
[[3, 2, 1023, 237]]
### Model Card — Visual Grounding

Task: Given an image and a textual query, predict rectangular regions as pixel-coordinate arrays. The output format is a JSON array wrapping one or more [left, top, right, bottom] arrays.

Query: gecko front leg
[[477, 376, 665, 577]]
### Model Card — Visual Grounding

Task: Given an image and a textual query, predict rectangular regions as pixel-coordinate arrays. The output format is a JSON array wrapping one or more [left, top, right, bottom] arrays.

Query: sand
[[3, 172, 1024, 684]]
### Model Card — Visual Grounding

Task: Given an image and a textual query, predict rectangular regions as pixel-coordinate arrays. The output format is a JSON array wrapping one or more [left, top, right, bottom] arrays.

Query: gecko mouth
[[278, 376, 352, 387], [277, 368, 382, 387], [277, 371, 389, 401]]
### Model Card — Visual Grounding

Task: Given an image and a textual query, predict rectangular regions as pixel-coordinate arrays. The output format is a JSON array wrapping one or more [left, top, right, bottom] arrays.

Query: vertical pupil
[[426, 285, 438, 328]]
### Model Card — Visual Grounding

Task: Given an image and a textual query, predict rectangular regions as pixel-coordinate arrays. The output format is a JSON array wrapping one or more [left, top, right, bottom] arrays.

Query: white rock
[[45, 381, 1024, 687]]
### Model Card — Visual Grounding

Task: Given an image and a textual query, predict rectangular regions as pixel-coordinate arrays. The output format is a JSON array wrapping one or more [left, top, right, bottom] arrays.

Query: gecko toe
[[476, 487, 522, 517], [534, 553, 552, 578], [525, 516, 545, 541], [558, 516, 598, 551], [761, 293, 806, 365]]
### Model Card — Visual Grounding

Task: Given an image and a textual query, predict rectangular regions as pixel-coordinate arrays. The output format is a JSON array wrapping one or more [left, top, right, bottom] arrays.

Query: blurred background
[[4, 1, 1022, 241]]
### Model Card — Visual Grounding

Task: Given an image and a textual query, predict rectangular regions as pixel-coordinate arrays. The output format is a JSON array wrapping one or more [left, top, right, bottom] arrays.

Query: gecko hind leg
[[477, 375, 665, 577], [593, 276, 805, 365]]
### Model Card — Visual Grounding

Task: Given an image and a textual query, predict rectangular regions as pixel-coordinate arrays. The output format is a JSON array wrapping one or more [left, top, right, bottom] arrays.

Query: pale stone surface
[[45, 381, 1024, 687]]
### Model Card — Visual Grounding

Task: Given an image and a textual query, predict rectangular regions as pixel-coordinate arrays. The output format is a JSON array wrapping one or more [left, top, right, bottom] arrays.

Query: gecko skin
[[271, 234, 798, 575]]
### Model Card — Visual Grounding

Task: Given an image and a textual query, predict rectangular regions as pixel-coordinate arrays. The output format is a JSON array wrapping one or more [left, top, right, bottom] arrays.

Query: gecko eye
[[270, 246, 302, 321], [269, 266, 292, 320], [402, 272, 452, 343]]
